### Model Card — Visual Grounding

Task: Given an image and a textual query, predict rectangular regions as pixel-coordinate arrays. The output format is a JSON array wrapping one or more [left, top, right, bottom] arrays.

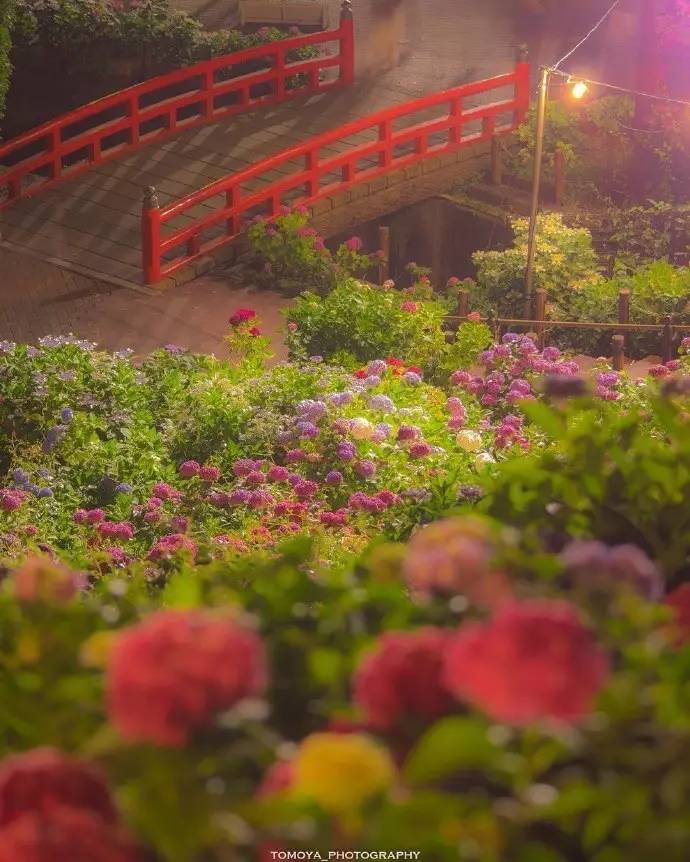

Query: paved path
[[0, 0, 517, 290], [2, 247, 290, 358]]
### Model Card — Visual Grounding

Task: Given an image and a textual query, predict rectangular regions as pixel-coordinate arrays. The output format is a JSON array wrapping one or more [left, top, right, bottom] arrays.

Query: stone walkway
[[2, 248, 290, 358]]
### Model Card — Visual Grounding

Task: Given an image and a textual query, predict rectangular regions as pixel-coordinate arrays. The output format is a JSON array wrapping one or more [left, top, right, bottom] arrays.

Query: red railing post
[[204, 67, 215, 119], [378, 119, 392, 168], [142, 186, 162, 285], [339, 0, 355, 86], [514, 45, 530, 125], [306, 148, 319, 197], [51, 128, 61, 181], [275, 45, 286, 100]]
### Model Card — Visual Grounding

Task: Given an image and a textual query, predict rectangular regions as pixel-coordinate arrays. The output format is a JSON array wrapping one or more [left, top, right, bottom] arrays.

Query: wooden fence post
[[612, 334, 625, 371], [661, 315, 674, 363], [490, 135, 503, 186], [618, 288, 630, 351], [554, 149, 566, 206], [534, 287, 547, 349], [377, 225, 390, 284], [456, 288, 469, 319]]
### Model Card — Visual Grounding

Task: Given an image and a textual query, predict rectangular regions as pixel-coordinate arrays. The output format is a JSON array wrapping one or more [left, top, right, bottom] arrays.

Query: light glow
[[571, 80, 588, 100]]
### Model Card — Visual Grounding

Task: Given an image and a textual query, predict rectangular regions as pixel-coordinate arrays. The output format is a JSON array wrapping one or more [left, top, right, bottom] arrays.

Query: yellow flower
[[456, 429, 482, 452], [293, 733, 395, 812], [16, 631, 41, 664], [79, 631, 115, 668]]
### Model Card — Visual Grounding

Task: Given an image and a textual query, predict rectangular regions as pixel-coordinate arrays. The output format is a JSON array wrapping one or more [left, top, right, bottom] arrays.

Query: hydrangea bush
[[3, 296, 690, 859]]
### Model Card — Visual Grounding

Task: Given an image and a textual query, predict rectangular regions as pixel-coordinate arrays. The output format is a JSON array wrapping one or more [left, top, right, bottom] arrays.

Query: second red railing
[[143, 58, 530, 284], [0, 6, 355, 210]]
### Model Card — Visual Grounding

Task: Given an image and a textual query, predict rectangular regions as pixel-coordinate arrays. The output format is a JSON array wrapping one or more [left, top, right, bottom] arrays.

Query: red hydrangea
[[229, 309, 257, 326], [106, 609, 267, 746], [0, 748, 116, 826], [0, 748, 134, 862], [0, 804, 135, 862], [354, 628, 454, 731], [665, 583, 690, 645], [443, 600, 610, 725]]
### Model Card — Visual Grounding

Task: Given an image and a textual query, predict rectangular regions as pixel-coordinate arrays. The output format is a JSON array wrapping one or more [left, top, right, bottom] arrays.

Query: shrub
[[285, 279, 450, 368], [551, 260, 690, 357], [471, 212, 601, 318], [8, 0, 318, 124], [247, 210, 375, 296]]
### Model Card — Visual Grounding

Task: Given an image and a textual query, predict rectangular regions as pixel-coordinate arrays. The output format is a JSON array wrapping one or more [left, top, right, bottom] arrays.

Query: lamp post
[[524, 65, 550, 319]]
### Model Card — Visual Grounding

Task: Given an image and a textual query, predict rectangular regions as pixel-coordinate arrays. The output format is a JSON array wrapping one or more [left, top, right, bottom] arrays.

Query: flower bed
[[4, 238, 690, 858]]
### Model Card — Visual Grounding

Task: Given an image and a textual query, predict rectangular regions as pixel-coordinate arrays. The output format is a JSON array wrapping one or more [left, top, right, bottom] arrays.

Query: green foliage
[[481, 392, 690, 584], [471, 213, 601, 318], [11, 0, 316, 81], [286, 279, 450, 369], [552, 261, 690, 358], [0, 0, 14, 121], [247, 210, 374, 297], [510, 95, 635, 200]]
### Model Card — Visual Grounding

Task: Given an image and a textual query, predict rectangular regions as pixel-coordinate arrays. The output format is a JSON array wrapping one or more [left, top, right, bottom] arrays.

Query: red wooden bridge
[[0, 2, 529, 289]]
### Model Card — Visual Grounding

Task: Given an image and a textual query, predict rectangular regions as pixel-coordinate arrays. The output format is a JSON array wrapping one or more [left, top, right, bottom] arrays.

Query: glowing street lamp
[[570, 79, 588, 99]]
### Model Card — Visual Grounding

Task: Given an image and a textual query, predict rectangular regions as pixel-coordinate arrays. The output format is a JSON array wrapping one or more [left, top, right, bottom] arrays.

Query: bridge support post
[[339, 0, 355, 87], [142, 186, 162, 285]]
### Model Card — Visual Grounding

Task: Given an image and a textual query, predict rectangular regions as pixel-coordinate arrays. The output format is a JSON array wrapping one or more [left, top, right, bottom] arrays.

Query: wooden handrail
[[142, 58, 530, 283], [0, 5, 355, 211]]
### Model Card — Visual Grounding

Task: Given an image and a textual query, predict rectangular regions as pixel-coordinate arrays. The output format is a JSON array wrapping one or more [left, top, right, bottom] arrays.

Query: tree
[[0, 0, 14, 124]]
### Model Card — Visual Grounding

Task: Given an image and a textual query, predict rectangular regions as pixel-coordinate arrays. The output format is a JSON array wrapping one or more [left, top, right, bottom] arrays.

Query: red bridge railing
[[0, 6, 355, 211], [143, 58, 530, 284]]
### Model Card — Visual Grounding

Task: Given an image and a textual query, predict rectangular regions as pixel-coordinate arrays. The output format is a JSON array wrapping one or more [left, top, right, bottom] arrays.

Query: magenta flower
[[178, 460, 201, 479]]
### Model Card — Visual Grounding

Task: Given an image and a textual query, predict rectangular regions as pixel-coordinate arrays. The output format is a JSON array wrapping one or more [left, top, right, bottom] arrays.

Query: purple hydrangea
[[369, 394, 395, 414], [229, 489, 251, 506], [329, 390, 354, 407], [561, 540, 662, 600], [295, 421, 319, 439], [267, 465, 290, 482], [297, 399, 327, 420], [325, 470, 343, 485], [294, 480, 318, 499], [337, 441, 357, 462], [367, 359, 387, 377], [233, 458, 260, 478], [403, 371, 422, 386], [397, 424, 421, 442], [354, 459, 377, 479], [179, 460, 201, 479], [286, 449, 307, 463]]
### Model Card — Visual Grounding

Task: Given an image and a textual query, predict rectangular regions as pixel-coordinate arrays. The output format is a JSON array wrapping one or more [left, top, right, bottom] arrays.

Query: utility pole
[[524, 66, 550, 319]]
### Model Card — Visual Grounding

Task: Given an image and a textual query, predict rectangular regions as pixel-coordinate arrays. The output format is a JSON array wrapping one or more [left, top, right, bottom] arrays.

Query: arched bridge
[[0, 3, 528, 291]]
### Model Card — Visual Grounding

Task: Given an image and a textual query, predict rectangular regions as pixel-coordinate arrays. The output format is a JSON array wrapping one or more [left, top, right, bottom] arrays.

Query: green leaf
[[404, 716, 499, 785], [161, 570, 201, 609]]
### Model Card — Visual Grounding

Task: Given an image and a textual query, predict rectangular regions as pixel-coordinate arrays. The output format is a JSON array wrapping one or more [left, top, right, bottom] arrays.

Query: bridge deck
[[0, 0, 516, 288]]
